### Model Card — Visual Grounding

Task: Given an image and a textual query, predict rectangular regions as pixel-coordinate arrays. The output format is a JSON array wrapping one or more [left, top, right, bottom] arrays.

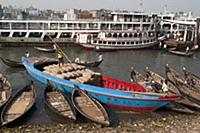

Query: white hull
[[80, 41, 156, 51]]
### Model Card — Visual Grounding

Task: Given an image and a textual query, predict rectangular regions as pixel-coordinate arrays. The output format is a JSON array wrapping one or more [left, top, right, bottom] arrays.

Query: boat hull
[[22, 57, 176, 113], [80, 42, 156, 51]]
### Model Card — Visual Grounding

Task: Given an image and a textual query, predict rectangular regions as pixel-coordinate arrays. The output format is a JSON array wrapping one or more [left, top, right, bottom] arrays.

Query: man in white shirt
[[98, 53, 103, 61], [161, 80, 168, 92], [75, 57, 80, 63]]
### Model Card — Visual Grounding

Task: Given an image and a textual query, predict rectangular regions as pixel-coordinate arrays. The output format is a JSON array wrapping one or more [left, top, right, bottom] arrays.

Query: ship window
[[131, 42, 134, 44], [122, 42, 125, 44], [119, 33, 122, 38], [139, 33, 142, 38], [134, 33, 137, 38], [140, 41, 142, 44], [129, 33, 133, 38], [108, 33, 112, 37], [113, 33, 117, 38], [94, 40, 97, 43], [124, 33, 128, 38], [144, 41, 146, 43], [99, 41, 102, 44], [1, 32, 10, 37], [126, 42, 130, 45], [147, 40, 149, 43], [103, 41, 106, 44], [136, 41, 138, 44], [108, 41, 111, 44], [112, 42, 115, 44], [117, 42, 120, 44]]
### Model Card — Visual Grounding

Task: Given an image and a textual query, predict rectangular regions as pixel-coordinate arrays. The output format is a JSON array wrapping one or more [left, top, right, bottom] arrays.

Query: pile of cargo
[[43, 63, 102, 86]]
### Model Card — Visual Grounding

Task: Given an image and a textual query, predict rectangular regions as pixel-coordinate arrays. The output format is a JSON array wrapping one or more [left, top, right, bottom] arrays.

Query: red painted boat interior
[[101, 76, 146, 92]]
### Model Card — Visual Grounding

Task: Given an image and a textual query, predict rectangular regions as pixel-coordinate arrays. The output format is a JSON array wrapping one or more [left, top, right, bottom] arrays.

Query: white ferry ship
[[0, 10, 197, 50], [75, 11, 158, 50], [0, 11, 158, 49]]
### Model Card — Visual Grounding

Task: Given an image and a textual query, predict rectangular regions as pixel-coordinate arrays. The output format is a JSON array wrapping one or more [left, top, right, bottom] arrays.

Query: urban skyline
[[0, 0, 199, 16]]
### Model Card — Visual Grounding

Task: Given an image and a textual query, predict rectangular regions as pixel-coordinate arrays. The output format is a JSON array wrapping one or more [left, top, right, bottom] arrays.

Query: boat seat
[[95, 116, 105, 121], [7, 101, 30, 114]]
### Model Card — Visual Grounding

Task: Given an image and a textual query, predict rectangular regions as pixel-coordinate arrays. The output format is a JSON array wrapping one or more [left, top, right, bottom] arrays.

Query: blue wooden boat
[[21, 56, 178, 113]]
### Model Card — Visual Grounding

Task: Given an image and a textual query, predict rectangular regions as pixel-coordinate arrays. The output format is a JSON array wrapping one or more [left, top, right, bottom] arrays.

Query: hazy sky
[[0, 0, 199, 16]]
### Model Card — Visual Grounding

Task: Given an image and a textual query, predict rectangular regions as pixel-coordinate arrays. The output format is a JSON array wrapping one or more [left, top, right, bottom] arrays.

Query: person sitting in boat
[[25, 51, 29, 58], [183, 67, 195, 86], [75, 57, 80, 63], [144, 75, 153, 91], [57, 50, 64, 67], [130, 67, 137, 82], [98, 53, 103, 61], [161, 80, 168, 93], [186, 46, 190, 53]]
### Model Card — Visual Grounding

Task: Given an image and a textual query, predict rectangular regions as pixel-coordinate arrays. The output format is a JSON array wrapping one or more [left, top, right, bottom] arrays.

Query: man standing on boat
[[56, 49, 64, 67]]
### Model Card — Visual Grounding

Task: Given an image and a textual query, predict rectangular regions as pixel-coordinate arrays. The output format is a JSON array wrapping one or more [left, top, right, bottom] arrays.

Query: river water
[[0, 44, 200, 126]]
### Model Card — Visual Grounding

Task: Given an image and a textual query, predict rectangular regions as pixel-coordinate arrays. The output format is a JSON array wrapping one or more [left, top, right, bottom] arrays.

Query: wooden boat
[[0, 57, 24, 68], [72, 85, 110, 126], [130, 67, 146, 87], [146, 69, 180, 95], [0, 73, 12, 109], [165, 65, 186, 85], [0, 82, 36, 127], [164, 101, 194, 114], [44, 83, 76, 121], [177, 97, 200, 111], [182, 67, 200, 91], [167, 49, 194, 57], [34, 47, 56, 53], [22, 56, 178, 113], [131, 68, 193, 114], [166, 65, 200, 104], [164, 39, 193, 49], [75, 58, 103, 67]]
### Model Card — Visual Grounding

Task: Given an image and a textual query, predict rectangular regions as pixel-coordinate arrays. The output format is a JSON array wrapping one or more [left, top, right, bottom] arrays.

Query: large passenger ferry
[[0, 10, 197, 49], [75, 12, 158, 50], [0, 11, 158, 48]]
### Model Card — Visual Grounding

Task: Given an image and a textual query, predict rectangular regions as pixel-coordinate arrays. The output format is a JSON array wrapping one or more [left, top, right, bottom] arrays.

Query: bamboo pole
[[37, 24, 75, 69]]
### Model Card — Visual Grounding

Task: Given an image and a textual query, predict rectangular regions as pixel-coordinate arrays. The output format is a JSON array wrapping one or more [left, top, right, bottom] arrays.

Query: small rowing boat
[[72, 85, 110, 126], [0, 73, 12, 109], [0, 57, 24, 68], [166, 65, 200, 104], [75, 58, 103, 67], [130, 67, 193, 114], [44, 83, 76, 121], [146, 69, 180, 95], [182, 67, 200, 91], [34, 47, 56, 53], [167, 49, 194, 57], [0, 82, 36, 127]]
